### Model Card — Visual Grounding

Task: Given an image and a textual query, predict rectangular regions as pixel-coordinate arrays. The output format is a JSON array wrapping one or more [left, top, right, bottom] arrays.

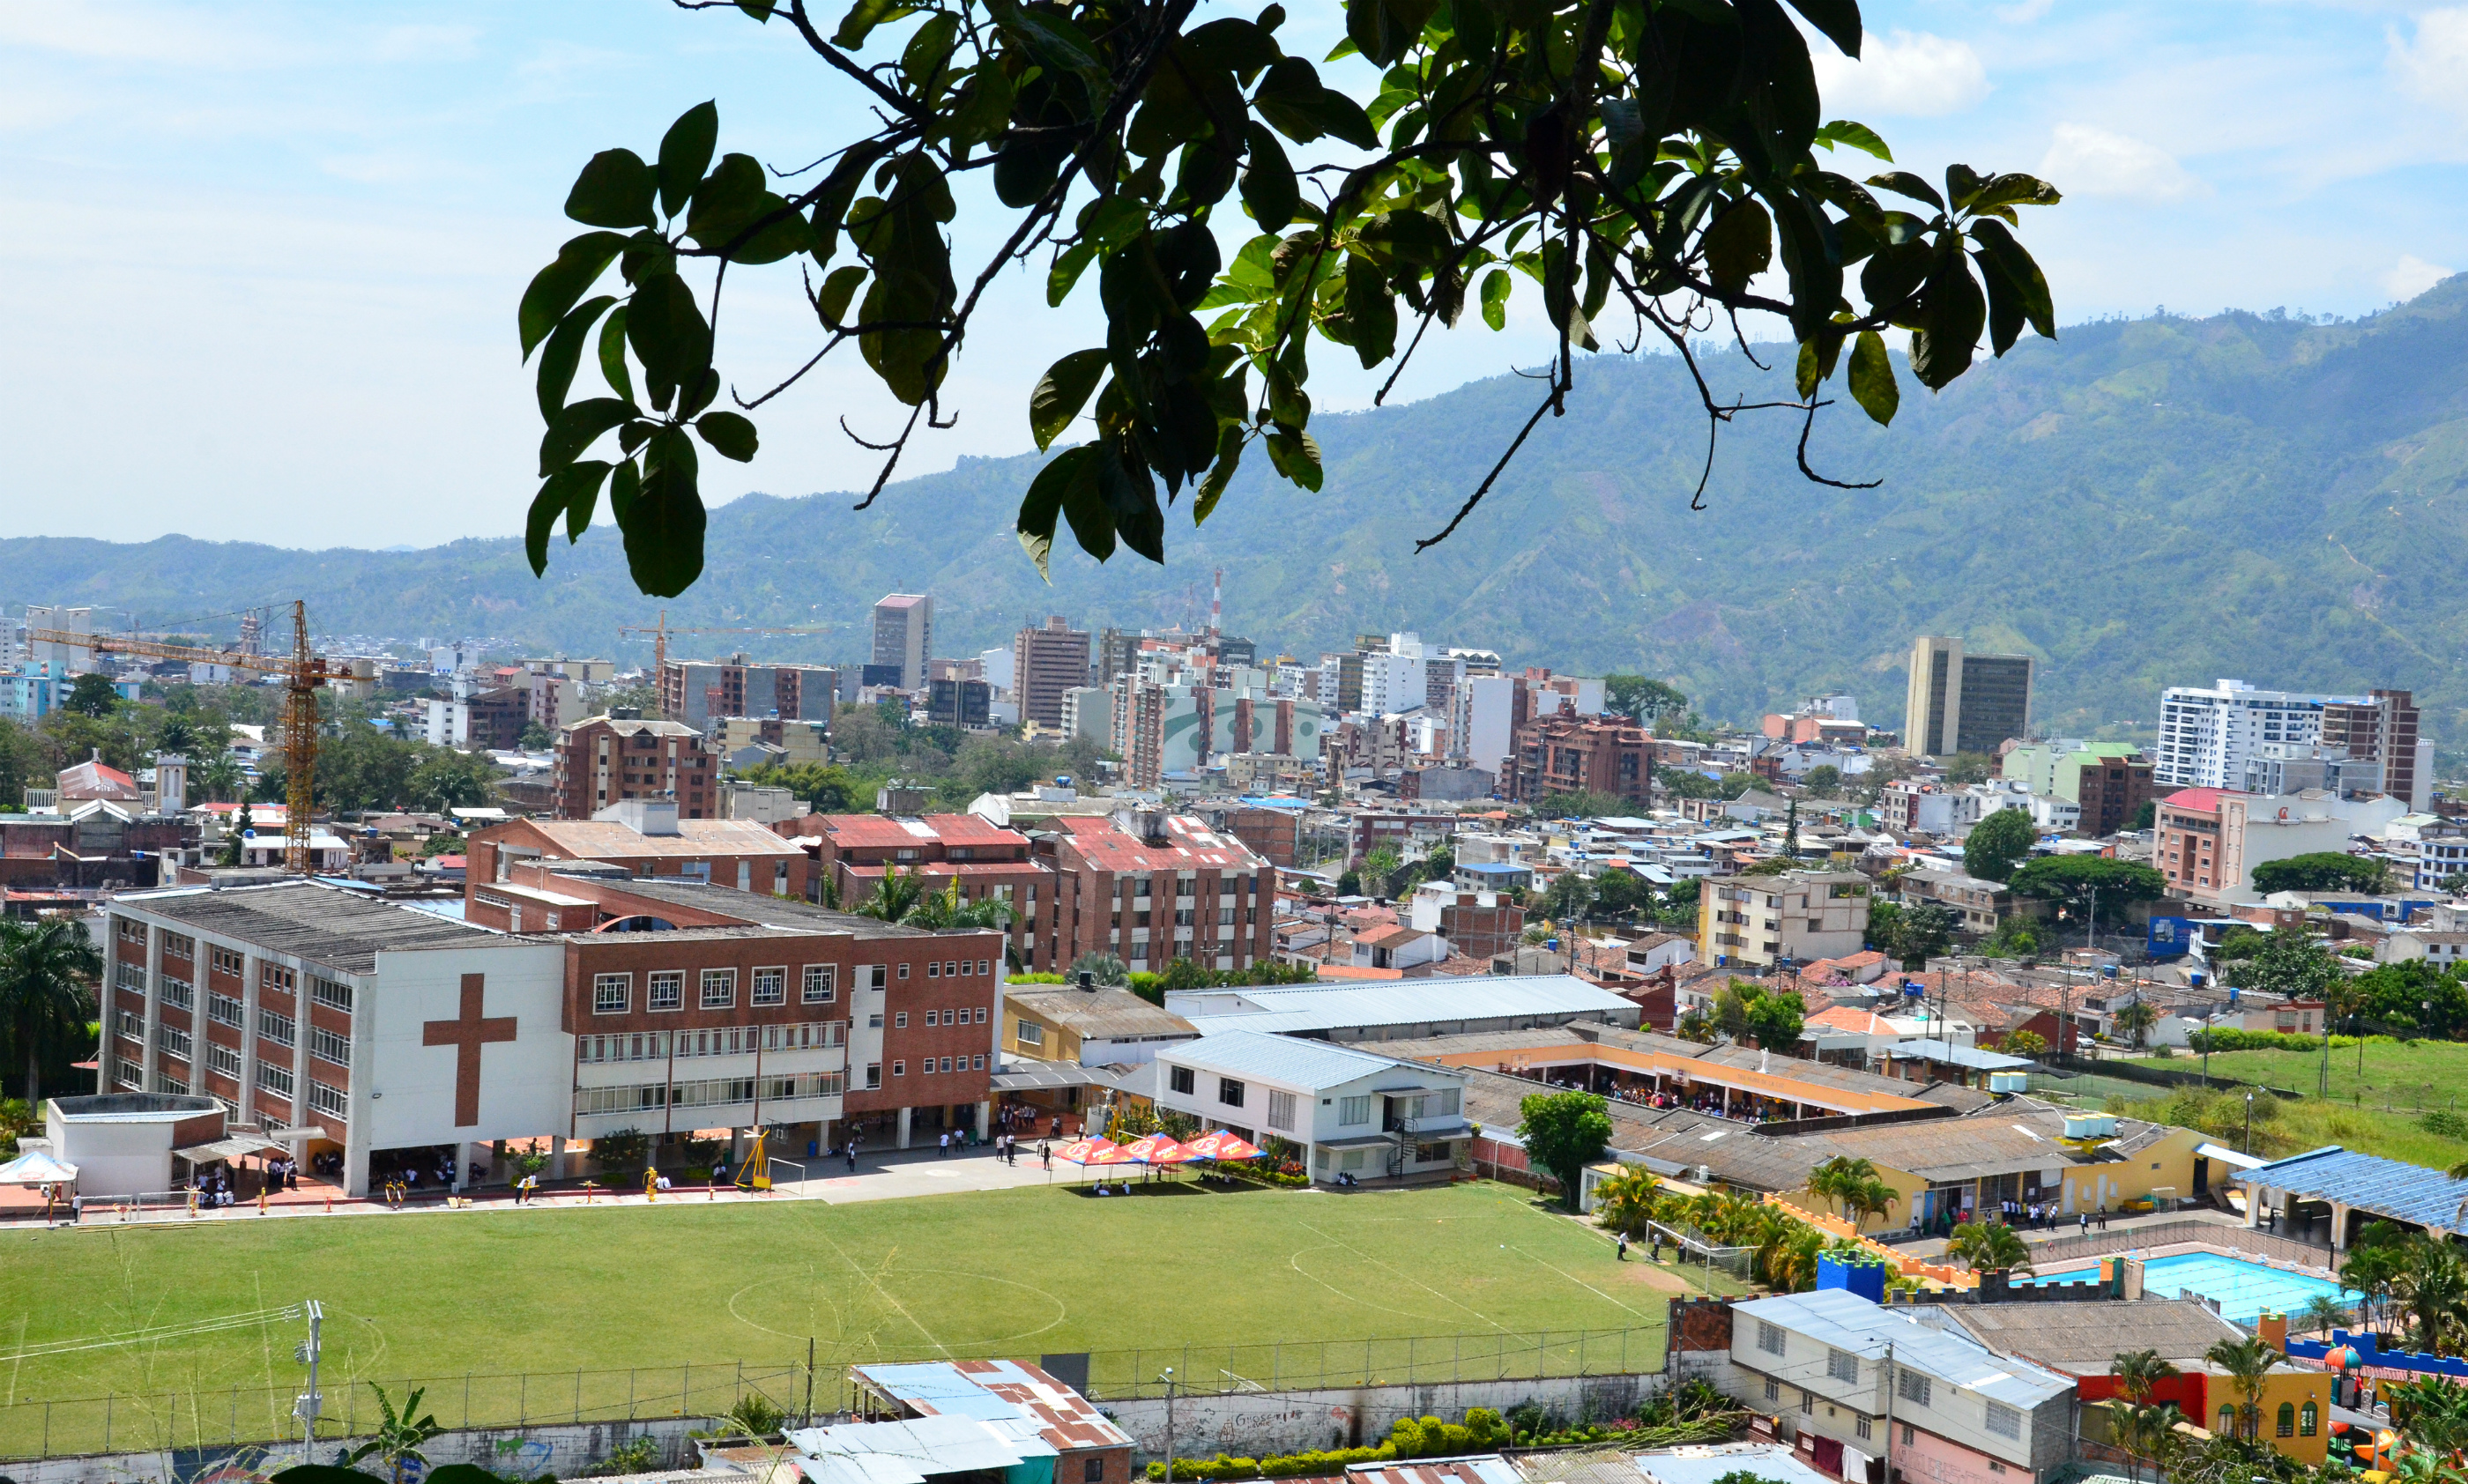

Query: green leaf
[[1782, 0, 1862, 59], [625, 430, 706, 597], [1342, 256, 1398, 367], [695, 411, 759, 462], [1048, 241, 1098, 308], [903, 13, 959, 87], [525, 478, 563, 577], [1847, 330, 1899, 425], [658, 102, 718, 219], [1253, 59, 1378, 149], [1016, 445, 1096, 579], [1908, 248, 1985, 390], [536, 295, 615, 421], [1263, 426, 1323, 491], [1057, 448, 1116, 561], [687, 154, 813, 263], [1480, 267, 1510, 330], [518, 232, 627, 359], [626, 273, 713, 386], [835, 0, 915, 48], [1968, 173, 2063, 213], [1193, 425, 1245, 524], [734, 0, 777, 19], [1345, 0, 1437, 67], [1867, 171, 1944, 211], [992, 0, 1106, 75], [1945, 162, 1985, 211], [1030, 349, 1110, 450], [1240, 123, 1300, 232], [561, 458, 613, 541], [1097, 442, 1165, 563], [1700, 197, 1773, 295], [565, 148, 658, 228], [607, 457, 641, 528], [1815, 120, 1892, 162], [1967, 218, 2056, 342], [538, 397, 636, 477], [817, 265, 867, 326], [598, 306, 634, 401]]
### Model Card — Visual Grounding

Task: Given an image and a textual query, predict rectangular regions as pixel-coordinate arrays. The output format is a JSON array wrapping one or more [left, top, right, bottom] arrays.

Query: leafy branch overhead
[[518, 0, 2060, 596]]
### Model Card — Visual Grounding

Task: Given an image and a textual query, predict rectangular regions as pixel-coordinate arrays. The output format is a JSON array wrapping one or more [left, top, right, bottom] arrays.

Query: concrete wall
[[3, 1416, 705, 1484], [1102, 1374, 1657, 1464]]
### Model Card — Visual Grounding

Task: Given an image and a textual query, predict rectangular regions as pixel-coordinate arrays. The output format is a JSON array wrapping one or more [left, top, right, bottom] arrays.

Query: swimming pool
[[2018, 1250, 2360, 1324]]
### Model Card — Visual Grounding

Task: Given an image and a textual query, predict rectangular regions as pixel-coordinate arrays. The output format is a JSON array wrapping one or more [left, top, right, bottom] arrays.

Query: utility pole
[[1160, 1368, 1177, 1484], [2243, 1092, 2254, 1157], [294, 1299, 324, 1463], [1881, 1339, 1897, 1484]]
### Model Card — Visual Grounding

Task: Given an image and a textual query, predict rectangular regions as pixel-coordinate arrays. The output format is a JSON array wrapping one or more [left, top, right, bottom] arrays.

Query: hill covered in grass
[[11, 277, 2468, 738]]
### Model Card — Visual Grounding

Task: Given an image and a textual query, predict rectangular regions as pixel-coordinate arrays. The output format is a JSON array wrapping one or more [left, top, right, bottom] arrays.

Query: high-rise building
[[658, 655, 836, 733], [1011, 615, 1092, 729], [1096, 627, 1141, 686], [2323, 688, 2427, 809], [1903, 636, 2034, 759], [870, 594, 933, 690], [2152, 679, 2367, 790], [551, 715, 718, 820]]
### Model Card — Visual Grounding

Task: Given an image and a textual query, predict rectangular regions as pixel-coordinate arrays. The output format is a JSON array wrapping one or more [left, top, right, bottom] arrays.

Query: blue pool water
[[2018, 1251, 2360, 1324]]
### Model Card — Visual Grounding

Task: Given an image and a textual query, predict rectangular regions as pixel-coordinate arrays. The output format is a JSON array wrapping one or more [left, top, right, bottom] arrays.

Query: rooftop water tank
[[2063, 1112, 2120, 1141], [1989, 1071, 2029, 1094]]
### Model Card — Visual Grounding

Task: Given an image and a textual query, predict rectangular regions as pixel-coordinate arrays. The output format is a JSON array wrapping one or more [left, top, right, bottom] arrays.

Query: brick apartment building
[[1011, 617, 1091, 729], [1037, 812, 1275, 974], [659, 656, 836, 733], [1212, 805, 1300, 868], [781, 812, 1055, 969], [2070, 751, 2157, 837], [101, 877, 1004, 1197], [552, 714, 719, 820], [1348, 809, 1458, 864], [2323, 688, 2424, 809], [1506, 705, 1654, 806], [467, 798, 811, 902]]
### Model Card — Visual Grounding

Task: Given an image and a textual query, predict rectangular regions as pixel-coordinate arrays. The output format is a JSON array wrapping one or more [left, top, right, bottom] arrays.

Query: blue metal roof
[[2234, 1146, 2468, 1229], [1460, 862, 1529, 876]]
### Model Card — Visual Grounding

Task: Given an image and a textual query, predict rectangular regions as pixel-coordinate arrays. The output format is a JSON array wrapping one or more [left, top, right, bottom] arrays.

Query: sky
[[3, 0, 2464, 550]]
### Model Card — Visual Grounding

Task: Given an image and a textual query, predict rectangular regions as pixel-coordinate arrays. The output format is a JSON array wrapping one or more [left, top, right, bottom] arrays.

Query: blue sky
[[4, 0, 2463, 549]]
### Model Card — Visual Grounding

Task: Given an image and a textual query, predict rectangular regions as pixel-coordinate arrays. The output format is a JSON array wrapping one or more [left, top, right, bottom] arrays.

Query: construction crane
[[615, 611, 842, 718], [28, 601, 336, 874]]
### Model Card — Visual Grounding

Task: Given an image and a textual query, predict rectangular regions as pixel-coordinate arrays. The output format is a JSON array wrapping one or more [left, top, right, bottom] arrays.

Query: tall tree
[[0, 917, 101, 1106], [1517, 1089, 1612, 1212], [2250, 852, 2389, 895], [1963, 805, 2035, 883], [510, 0, 2059, 597], [2006, 856, 2167, 928], [1603, 677, 1688, 727]]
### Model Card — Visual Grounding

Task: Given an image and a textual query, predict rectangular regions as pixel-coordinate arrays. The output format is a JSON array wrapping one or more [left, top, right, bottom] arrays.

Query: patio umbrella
[[1120, 1134, 1198, 1182], [1055, 1137, 1122, 1165]]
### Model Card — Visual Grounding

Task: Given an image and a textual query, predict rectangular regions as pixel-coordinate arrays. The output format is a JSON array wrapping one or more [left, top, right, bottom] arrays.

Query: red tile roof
[[2162, 788, 2234, 812], [1054, 814, 1266, 872]]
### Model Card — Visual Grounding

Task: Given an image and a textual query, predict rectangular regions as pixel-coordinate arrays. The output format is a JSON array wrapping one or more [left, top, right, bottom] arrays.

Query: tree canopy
[[514, 0, 2059, 596], [2005, 855, 2166, 924], [1516, 1089, 1612, 1211], [1962, 805, 2034, 883], [1865, 900, 1951, 970], [2249, 851, 2389, 896], [1603, 676, 1688, 726]]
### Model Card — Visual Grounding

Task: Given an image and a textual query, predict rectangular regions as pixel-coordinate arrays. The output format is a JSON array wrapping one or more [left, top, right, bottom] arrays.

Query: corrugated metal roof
[[1162, 1028, 1452, 1090], [1734, 1289, 2074, 1406], [1182, 976, 1636, 1035], [1625, 1445, 1840, 1484], [2235, 1145, 2468, 1229]]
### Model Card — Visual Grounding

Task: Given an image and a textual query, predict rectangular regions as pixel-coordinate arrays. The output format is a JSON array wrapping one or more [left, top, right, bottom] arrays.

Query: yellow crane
[[616, 611, 841, 718], [28, 601, 336, 874]]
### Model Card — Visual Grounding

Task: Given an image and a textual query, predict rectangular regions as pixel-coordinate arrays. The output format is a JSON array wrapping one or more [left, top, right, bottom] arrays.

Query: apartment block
[[551, 715, 718, 820], [2323, 688, 2427, 809], [1696, 870, 1871, 968], [870, 594, 933, 691], [1012, 616, 1092, 729], [1904, 636, 2033, 759], [2153, 679, 2365, 790], [1506, 706, 1654, 806], [658, 656, 836, 733]]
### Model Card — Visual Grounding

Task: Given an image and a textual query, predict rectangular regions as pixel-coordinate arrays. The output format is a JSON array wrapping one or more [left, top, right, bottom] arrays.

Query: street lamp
[[2243, 1092, 2255, 1159], [1160, 1368, 1177, 1484]]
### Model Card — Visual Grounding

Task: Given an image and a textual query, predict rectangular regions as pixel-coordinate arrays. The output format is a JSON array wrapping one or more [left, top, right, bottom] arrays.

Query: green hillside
[[11, 278, 2468, 738]]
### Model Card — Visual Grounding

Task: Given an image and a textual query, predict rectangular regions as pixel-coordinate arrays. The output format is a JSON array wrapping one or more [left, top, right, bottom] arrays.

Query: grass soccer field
[[0, 1180, 1722, 1458], [2115, 1038, 2468, 1169]]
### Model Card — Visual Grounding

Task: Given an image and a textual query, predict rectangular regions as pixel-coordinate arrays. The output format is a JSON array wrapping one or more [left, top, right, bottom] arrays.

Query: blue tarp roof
[[2235, 1146, 2468, 1229]]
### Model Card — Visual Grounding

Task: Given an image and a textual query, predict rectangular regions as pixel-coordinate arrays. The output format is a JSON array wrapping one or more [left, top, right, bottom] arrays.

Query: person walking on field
[[1616, 1233, 1629, 1262]]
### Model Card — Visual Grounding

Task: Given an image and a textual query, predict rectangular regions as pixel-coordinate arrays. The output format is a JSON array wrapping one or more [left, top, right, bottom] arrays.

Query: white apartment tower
[[2153, 679, 2368, 790]]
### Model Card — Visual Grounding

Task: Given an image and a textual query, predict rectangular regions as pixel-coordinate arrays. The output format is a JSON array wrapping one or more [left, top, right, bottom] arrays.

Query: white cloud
[[2038, 122, 2205, 203], [2390, 9, 2468, 118], [1810, 30, 1991, 118], [2383, 253, 2457, 300], [1996, 0, 2058, 23]]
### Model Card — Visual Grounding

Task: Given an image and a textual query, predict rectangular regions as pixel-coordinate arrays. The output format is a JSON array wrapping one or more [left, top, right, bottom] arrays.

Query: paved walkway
[[0, 1144, 1185, 1228]]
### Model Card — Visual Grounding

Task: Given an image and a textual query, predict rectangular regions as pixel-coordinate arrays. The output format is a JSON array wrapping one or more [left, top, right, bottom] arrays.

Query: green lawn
[[0, 1181, 1720, 1459], [2107, 1040, 2468, 1169]]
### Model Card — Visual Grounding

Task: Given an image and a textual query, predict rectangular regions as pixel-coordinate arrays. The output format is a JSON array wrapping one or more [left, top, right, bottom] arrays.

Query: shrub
[[2185, 1028, 2324, 1054], [589, 1127, 650, 1173], [2426, 1110, 2468, 1140]]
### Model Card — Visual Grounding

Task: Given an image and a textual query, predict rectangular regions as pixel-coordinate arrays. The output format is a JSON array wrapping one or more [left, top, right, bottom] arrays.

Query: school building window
[[803, 965, 837, 1004], [700, 969, 736, 1009], [753, 968, 785, 1005], [649, 972, 683, 1011], [594, 975, 630, 1013]]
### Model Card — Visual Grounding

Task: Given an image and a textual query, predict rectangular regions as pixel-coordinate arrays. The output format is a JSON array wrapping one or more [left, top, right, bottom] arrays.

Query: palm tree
[[2394, 1238, 2468, 1355], [2110, 1349, 2181, 1406], [1946, 1220, 2033, 1275], [1068, 952, 1130, 986], [1845, 1177, 1901, 1233], [1592, 1168, 1662, 1240], [2115, 1402, 2181, 1484], [854, 864, 928, 924], [196, 752, 244, 804], [909, 877, 1015, 932], [0, 918, 101, 1106], [1809, 1156, 1880, 1222], [2299, 1293, 2354, 1339], [2202, 1335, 2275, 1441], [2112, 998, 2158, 1050]]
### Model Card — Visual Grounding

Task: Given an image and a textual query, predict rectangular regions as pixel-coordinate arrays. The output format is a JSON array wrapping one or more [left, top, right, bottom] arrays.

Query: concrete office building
[[1904, 636, 2034, 759], [1011, 616, 1092, 729], [871, 594, 933, 691]]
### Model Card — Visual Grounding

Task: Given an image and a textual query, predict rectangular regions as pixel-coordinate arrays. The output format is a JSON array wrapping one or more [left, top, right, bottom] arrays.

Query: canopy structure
[[0, 1150, 78, 1185], [174, 1135, 294, 1165], [1185, 1131, 1263, 1161], [1056, 1138, 1128, 1166], [1121, 1134, 1197, 1165]]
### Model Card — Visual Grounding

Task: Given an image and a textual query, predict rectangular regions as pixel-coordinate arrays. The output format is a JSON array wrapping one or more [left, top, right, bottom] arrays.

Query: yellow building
[[1000, 983, 1198, 1067]]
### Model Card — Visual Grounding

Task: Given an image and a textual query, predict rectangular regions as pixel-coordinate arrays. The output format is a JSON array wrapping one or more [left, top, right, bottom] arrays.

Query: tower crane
[[27, 601, 335, 874], [615, 611, 842, 718]]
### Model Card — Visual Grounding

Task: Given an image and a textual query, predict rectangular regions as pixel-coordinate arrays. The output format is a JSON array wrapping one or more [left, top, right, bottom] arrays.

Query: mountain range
[[10, 275, 2468, 745]]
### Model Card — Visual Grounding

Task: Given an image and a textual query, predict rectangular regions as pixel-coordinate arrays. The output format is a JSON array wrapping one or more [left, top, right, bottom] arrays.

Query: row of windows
[[312, 1026, 351, 1068], [576, 1071, 845, 1116], [594, 965, 858, 1014], [209, 992, 244, 1028], [889, 1054, 987, 1077], [261, 1009, 295, 1048], [207, 1042, 242, 1079], [891, 1007, 986, 1029], [158, 1025, 191, 1060], [212, 946, 245, 977], [577, 1021, 847, 1064]]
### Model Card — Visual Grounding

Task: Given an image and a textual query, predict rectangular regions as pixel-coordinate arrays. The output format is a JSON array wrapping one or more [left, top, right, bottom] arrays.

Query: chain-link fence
[[0, 1325, 1668, 1462]]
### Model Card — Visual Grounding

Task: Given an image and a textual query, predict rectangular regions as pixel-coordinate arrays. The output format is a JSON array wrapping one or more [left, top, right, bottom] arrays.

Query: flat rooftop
[[123, 881, 517, 974]]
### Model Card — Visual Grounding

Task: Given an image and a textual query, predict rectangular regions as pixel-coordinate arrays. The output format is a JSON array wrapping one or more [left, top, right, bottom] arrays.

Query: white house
[[1153, 1030, 1469, 1185]]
